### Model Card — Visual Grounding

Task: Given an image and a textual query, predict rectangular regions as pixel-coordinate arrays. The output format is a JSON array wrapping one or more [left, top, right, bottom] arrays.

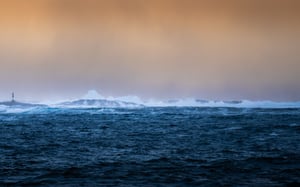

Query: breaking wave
[[143, 99, 300, 108], [1, 90, 300, 112], [53, 90, 300, 108]]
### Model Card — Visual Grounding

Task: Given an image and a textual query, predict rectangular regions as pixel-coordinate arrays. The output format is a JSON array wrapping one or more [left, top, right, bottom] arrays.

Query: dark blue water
[[1, 107, 300, 186]]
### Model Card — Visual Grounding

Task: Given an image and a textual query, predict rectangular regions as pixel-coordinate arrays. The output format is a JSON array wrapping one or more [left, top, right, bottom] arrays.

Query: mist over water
[[47, 90, 300, 108], [1, 90, 300, 112], [22, 90, 300, 108]]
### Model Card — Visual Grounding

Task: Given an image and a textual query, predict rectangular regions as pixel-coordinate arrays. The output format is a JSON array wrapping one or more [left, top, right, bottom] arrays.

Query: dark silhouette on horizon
[[0, 93, 45, 107], [12, 92, 14, 102]]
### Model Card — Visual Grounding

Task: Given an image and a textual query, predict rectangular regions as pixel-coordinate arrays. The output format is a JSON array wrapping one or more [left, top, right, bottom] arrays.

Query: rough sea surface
[[0, 107, 300, 186]]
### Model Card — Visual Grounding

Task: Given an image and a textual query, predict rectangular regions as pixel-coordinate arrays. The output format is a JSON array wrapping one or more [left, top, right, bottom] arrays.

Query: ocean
[[1, 107, 300, 186]]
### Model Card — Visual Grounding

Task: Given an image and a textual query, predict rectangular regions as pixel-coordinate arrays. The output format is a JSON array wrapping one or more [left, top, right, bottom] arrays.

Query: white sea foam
[[52, 90, 300, 108], [1, 90, 300, 110], [0, 105, 40, 114], [82, 90, 105, 100]]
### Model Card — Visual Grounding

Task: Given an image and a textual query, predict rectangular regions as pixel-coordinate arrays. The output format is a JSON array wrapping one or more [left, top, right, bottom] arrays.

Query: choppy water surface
[[0, 107, 300, 186]]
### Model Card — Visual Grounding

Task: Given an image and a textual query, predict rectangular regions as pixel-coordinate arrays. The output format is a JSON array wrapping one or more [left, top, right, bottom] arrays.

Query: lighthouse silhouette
[[12, 92, 15, 102]]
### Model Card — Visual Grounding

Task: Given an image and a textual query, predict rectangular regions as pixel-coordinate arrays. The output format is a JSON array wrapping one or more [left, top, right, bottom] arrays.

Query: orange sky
[[0, 0, 300, 101]]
